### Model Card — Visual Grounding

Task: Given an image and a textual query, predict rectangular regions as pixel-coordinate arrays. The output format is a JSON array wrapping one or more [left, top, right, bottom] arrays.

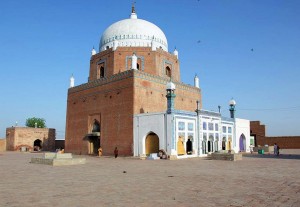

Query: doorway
[[89, 137, 100, 155], [33, 139, 42, 151], [145, 132, 159, 155], [186, 139, 192, 154], [239, 134, 246, 152], [208, 141, 212, 152]]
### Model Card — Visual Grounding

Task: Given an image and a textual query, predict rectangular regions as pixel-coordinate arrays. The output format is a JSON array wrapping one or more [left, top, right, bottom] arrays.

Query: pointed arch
[[145, 132, 159, 155], [33, 139, 42, 151], [165, 66, 171, 78], [92, 119, 100, 133], [239, 134, 246, 152], [100, 66, 105, 78]]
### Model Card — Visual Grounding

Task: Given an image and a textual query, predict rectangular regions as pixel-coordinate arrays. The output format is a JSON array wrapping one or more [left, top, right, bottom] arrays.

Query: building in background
[[250, 121, 300, 149], [5, 127, 56, 152]]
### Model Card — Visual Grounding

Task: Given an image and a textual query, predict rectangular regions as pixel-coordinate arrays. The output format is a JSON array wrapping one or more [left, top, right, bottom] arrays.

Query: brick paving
[[0, 150, 299, 207]]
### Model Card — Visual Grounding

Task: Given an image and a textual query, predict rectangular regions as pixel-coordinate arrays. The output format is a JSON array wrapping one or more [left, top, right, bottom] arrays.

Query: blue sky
[[0, 0, 299, 138]]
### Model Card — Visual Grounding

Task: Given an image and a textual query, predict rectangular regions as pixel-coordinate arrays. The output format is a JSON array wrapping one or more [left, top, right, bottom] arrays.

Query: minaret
[[173, 47, 178, 59], [166, 81, 176, 114], [70, 74, 75, 88], [151, 36, 156, 51], [131, 53, 137, 70], [229, 98, 236, 118], [130, 3, 137, 19], [194, 74, 199, 88], [91, 47, 96, 56]]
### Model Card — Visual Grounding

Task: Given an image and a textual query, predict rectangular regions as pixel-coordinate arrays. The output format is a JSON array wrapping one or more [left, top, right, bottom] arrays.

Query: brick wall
[[0, 139, 6, 151], [5, 127, 56, 151], [66, 46, 201, 156], [250, 121, 266, 147], [89, 47, 181, 82], [66, 70, 201, 156], [66, 71, 135, 156], [250, 121, 300, 149], [257, 136, 300, 149]]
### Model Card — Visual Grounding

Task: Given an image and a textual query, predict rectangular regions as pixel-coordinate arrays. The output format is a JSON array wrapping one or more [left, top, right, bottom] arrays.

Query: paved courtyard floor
[[0, 150, 299, 207]]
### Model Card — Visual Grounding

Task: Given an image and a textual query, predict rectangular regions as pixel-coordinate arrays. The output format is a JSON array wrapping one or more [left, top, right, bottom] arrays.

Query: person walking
[[274, 143, 278, 156], [114, 147, 118, 158], [249, 144, 254, 154], [277, 145, 280, 156]]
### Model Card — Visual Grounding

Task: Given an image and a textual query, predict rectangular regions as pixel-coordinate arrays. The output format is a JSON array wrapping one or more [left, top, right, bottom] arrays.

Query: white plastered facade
[[133, 109, 251, 159]]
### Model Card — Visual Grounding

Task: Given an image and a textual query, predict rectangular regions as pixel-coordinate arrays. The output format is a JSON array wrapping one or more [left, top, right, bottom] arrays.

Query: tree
[[25, 117, 46, 128]]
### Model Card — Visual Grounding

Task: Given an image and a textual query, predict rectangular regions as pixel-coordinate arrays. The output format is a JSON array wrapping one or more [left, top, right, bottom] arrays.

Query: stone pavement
[[0, 150, 299, 207]]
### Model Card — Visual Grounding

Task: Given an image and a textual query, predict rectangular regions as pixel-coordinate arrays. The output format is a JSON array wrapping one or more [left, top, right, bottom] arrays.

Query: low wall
[[211, 152, 242, 161], [257, 136, 300, 149], [253, 146, 274, 153], [0, 139, 6, 151]]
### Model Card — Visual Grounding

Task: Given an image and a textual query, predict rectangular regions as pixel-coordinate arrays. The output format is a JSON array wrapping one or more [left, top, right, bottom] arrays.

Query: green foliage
[[25, 117, 46, 128]]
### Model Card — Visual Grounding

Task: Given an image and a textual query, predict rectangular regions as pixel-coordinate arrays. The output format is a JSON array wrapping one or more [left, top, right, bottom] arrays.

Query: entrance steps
[[201, 154, 212, 160]]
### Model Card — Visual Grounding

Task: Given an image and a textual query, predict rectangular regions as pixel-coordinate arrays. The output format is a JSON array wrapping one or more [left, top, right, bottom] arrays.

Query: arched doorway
[[239, 134, 246, 152], [33, 139, 42, 151], [177, 136, 185, 155], [145, 132, 159, 155], [165, 66, 171, 77], [208, 134, 214, 152], [208, 141, 211, 152], [222, 137, 226, 150], [100, 66, 105, 78], [186, 139, 192, 155]]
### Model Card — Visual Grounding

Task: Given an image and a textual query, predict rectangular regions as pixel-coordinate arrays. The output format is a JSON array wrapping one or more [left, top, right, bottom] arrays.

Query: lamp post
[[195, 100, 201, 156], [166, 81, 176, 114], [229, 98, 236, 118]]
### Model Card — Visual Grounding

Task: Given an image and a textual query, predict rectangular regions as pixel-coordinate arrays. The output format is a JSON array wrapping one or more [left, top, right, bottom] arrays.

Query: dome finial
[[130, 1, 137, 19], [132, 1, 136, 13]]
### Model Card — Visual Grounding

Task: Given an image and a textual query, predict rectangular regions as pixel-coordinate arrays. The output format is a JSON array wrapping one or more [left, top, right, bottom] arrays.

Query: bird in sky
[[197, 40, 201, 43], [251, 48, 254, 52]]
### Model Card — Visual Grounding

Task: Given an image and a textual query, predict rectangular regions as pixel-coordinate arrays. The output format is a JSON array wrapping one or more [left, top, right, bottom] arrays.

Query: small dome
[[99, 9, 168, 52], [166, 81, 176, 90], [229, 99, 236, 106]]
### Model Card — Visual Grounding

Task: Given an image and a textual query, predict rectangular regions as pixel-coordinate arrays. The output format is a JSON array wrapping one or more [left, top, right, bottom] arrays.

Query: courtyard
[[0, 150, 299, 207]]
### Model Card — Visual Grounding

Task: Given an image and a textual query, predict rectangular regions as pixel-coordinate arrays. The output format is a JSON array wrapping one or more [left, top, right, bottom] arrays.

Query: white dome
[[99, 12, 168, 52]]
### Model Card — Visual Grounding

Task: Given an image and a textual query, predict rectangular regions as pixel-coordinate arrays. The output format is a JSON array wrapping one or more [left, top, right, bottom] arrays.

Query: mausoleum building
[[65, 6, 250, 158]]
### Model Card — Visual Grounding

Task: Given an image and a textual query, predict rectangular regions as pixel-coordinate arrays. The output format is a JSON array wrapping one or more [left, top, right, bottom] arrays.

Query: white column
[[194, 74, 199, 88], [113, 40, 118, 51], [173, 48, 178, 59], [70, 75, 75, 88], [131, 53, 137, 70]]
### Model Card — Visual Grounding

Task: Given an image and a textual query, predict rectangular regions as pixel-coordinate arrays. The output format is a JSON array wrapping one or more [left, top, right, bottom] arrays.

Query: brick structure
[[0, 138, 6, 151], [250, 121, 266, 146], [65, 7, 201, 156], [5, 127, 56, 151], [250, 121, 300, 149]]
